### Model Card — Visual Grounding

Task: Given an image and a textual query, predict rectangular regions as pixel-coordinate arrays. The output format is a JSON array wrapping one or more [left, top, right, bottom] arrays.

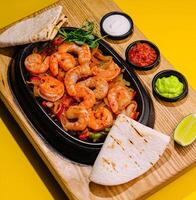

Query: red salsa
[[128, 42, 157, 67]]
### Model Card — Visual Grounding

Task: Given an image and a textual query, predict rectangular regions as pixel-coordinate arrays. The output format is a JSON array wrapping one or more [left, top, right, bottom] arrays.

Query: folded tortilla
[[0, 5, 67, 47], [90, 114, 170, 186]]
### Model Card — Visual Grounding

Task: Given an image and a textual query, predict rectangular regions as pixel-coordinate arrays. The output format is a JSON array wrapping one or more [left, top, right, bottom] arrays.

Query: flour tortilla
[[0, 6, 67, 47], [90, 114, 170, 186]]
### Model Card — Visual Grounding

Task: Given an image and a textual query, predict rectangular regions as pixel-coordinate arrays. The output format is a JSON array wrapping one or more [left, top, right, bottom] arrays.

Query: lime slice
[[174, 113, 196, 146]]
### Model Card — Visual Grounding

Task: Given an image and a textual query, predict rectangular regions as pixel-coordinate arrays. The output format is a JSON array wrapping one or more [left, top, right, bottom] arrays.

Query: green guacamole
[[155, 75, 184, 98]]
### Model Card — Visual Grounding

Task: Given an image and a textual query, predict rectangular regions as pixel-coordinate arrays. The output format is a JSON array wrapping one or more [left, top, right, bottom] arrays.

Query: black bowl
[[125, 40, 160, 71], [152, 70, 188, 102], [100, 11, 134, 40], [9, 27, 154, 165]]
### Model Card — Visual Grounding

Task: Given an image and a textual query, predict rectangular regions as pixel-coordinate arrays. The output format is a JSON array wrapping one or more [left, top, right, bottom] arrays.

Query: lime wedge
[[174, 113, 196, 146]]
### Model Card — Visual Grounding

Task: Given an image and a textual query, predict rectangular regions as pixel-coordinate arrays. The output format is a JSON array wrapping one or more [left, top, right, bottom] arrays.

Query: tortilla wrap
[[90, 114, 170, 186], [0, 6, 67, 47]]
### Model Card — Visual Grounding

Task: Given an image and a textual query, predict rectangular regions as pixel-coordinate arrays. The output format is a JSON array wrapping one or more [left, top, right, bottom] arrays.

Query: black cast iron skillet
[[9, 27, 154, 165]]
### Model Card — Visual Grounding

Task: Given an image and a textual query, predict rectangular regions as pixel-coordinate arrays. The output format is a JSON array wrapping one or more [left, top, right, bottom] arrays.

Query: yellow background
[[0, 0, 195, 199]]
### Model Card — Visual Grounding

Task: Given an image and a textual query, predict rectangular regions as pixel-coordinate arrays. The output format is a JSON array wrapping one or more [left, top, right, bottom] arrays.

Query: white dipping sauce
[[102, 14, 131, 36]]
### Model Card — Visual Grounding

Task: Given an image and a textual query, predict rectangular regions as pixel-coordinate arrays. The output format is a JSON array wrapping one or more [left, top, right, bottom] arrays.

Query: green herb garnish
[[57, 20, 102, 48]]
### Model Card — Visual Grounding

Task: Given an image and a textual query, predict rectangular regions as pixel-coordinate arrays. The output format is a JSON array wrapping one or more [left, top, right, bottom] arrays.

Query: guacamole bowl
[[152, 70, 188, 102]]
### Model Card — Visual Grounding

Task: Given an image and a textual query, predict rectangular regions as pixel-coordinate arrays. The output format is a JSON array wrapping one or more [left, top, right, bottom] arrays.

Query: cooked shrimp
[[38, 75, 65, 102], [58, 42, 91, 65], [49, 52, 76, 76], [76, 76, 108, 99], [78, 45, 91, 65], [88, 106, 113, 131], [75, 85, 96, 109], [64, 65, 92, 96], [123, 100, 137, 115], [58, 42, 80, 54], [25, 53, 50, 74], [107, 85, 133, 114], [56, 68, 67, 82], [60, 106, 89, 131], [122, 101, 139, 119], [91, 60, 121, 81]]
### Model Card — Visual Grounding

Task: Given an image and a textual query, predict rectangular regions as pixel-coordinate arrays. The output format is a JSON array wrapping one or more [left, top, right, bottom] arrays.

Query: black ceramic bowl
[[9, 27, 154, 165], [152, 70, 188, 102], [100, 11, 134, 40], [125, 40, 160, 71]]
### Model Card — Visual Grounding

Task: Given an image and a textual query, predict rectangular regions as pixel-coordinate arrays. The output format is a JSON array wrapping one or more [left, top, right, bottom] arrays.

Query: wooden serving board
[[0, 0, 196, 199]]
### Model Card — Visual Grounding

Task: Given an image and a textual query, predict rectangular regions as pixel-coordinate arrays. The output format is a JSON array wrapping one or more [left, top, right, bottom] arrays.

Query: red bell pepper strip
[[79, 132, 89, 140], [130, 112, 139, 120]]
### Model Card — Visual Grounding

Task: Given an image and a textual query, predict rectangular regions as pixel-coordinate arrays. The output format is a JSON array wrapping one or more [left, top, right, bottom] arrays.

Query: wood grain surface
[[0, 0, 195, 199]]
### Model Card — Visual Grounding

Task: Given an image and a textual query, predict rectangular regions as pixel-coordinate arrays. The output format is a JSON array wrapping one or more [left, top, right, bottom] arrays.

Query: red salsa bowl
[[125, 40, 160, 71]]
